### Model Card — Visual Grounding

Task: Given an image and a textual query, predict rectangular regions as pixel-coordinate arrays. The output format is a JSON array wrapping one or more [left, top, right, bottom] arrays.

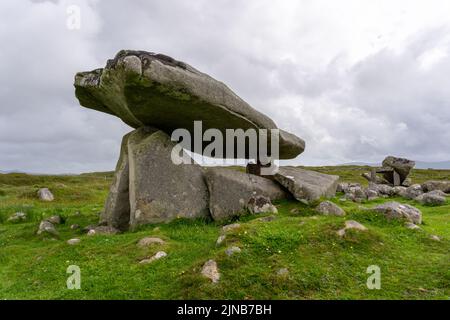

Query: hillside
[[0, 167, 449, 299]]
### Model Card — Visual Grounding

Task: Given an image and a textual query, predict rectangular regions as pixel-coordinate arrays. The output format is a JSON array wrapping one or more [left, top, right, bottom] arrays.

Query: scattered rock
[[365, 188, 379, 201], [369, 183, 394, 196], [344, 184, 367, 202], [137, 237, 165, 247], [392, 186, 407, 197], [204, 167, 287, 221], [225, 246, 241, 256], [361, 172, 389, 184], [405, 222, 421, 230], [37, 188, 54, 202], [290, 208, 299, 214], [337, 220, 368, 237], [201, 260, 220, 283], [7, 212, 27, 223], [373, 202, 422, 224], [402, 177, 412, 187], [336, 183, 350, 193], [37, 220, 58, 236], [216, 235, 226, 246], [430, 235, 441, 241], [415, 191, 446, 206], [222, 223, 241, 233], [70, 224, 80, 230], [67, 238, 81, 245], [404, 184, 424, 200], [139, 251, 167, 264], [47, 215, 62, 225], [86, 226, 119, 236], [247, 195, 277, 214], [276, 268, 289, 276], [315, 201, 345, 216], [274, 167, 339, 202], [422, 180, 450, 194]]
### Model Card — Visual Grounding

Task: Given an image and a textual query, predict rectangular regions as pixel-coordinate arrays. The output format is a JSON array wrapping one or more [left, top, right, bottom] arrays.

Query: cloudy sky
[[1, 0, 450, 173]]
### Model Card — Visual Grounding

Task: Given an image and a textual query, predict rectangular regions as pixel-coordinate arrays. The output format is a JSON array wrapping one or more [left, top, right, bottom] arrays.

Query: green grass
[[0, 167, 449, 299]]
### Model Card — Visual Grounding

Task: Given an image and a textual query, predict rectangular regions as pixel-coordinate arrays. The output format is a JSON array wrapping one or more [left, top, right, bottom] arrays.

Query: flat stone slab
[[74, 50, 305, 159], [274, 167, 339, 202], [205, 167, 289, 220]]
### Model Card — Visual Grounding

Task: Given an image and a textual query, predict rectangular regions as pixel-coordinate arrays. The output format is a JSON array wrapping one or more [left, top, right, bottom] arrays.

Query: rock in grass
[[315, 201, 345, 216], [430, 235, 441, 241], [225, 246, 241, 256], [201, 260, 220, 283], [86, 226, 119, 236], [422, 180, 450, 193], [216, 235, 226, 246], [392, 186, 407, 197], [405, 222, 421, 230], [222, 223, 241, 233], [70, 224, 80, 230], [404, 184, 423, 200], [337, 220, 368, 237], [414, 191, 446, 206], [373, 202, 422, 224], [276, 268, 289, 276], [47, 215, 62, 225], [37, 188, 54, 201], [7, 212, 27, 223], [139, 251, 167, 264], [247, 195, 278, 215], [137, 237, 165, 247], [67, 238, 81, 245], [37, 220, 58, 236]]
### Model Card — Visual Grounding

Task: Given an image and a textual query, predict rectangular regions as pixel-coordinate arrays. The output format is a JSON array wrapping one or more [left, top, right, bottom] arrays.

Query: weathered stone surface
[[101, 132, 132, 231], [373, 202, 422, 224], [137, 237, 165, 247], [414, 191, 446, 205], [225, 246, 241, 256], [7, 212, 27, 223], [74, 50, 305, 159], [67, 238, 81, 245], [365, 188, 379, 201], [316, 201, 345, 216], [47, 215, 62, 225], [128, 128, 209, 228], [205, 167, 287, 220], [86, 225, 120, 236], [422, 180, 450, 193], [216, 235, 226, 246], [37, 188, 54, 201], [381, 156, 415, 184], [37, 220, 58, 236], [337, 220, 367, 236], [222, 223, 241, 233], [369, 183, 394, 196], [274, 167, 339, 202], [405, 222, 420, 230], [139, 251, 167, 264], [404, 184, 424, 199], [247, 195, 278, 214], [392, 186, 407, 197], [344, 184, 367, 202], [201, 260, 220, 283], [361, 172, 388, 184]]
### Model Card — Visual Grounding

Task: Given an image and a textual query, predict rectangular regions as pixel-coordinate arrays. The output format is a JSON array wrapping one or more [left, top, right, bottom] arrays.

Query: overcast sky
[[1, 0, 450, 173]]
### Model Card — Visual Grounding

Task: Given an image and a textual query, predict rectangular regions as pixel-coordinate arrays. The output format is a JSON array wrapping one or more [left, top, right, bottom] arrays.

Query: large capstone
[[74, 50, 305, 160], [274, 167, 339, 202], [204, 167, 289, 221], [128, 128, 209, 228]]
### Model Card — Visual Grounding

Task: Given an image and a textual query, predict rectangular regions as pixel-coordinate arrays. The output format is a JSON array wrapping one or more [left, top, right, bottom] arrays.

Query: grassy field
[[0, 166, 448, 299]]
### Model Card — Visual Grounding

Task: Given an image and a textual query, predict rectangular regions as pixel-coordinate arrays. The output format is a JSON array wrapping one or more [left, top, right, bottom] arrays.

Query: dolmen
[[74, 50, 339, 230], [362, 156, 415, 187]]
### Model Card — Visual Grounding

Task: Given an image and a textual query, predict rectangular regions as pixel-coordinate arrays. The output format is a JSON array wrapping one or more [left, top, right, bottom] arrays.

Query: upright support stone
[[393, 171, 401, 186], [370, 168, 377, 182], [101, 132, 132, 231]]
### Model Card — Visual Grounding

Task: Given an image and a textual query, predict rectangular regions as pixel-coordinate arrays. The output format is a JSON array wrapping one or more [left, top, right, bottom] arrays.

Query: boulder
[[67, 238, 81, 245], [337, 220, 367, 236], [204, 167, 287, 220], [201, 260, 220, 283], [373, 202, 422, 224], [47, 215, 62, 225], [7, 212, 27, 223], [415, 191, 446, 206], [422, 180, 450, 194], [392, 186, 407, 197], [404, 184, 423, 199], [247, 195, 278, 214], [381, 156, 415, 184], [274, 167, 339, 203], [37, 220, 58, 236], [368, 183, 394, 196], [344, 184, 367, 202], [139, 251, 167, 264], [365, 188, 379, 201], [37, 188, 54, 201], [315, 201, 345, 216], [101, 132, 133, 230], [128, 128, 209, 228], [225, 246, 241, 256], [74, 50, 305, 160], [222, 223, 241, 233]]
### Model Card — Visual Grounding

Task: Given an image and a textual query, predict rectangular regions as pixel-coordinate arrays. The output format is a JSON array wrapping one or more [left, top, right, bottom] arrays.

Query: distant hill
[[341, 161, 450, 170]]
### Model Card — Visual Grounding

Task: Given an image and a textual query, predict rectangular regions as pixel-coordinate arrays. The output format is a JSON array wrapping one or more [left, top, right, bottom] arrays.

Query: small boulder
[[392, 186, 407, 197], [67, 238, 81, 245], [37, 188, 54, 202], [70, 224, 80, 230], [422, 180, 450, 194], [373, 202, 422, 224], [37, 220, 58, 236], [247, 195, 277, 214], [415, 191, 446, 206], [201, 260, 220, 283], [316, 201, 345, 216], [369, 183, 394, 196], [337, 220, 368, 237], [225, 246, 241, 256], [404, 184, 423, 200], [7, 212, 27, 223], [365, 188, 379, 201], [222, 223, 241, 233], [216, 235, 226, 246], [139, 251, 167, 264], [276, 268, 289, 276], [405, 222, 420, 230], [430, 235, 441, 242], [47, 215, 62, 225], [137, 237, 165, 247], [344, 184, 367, 202]]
